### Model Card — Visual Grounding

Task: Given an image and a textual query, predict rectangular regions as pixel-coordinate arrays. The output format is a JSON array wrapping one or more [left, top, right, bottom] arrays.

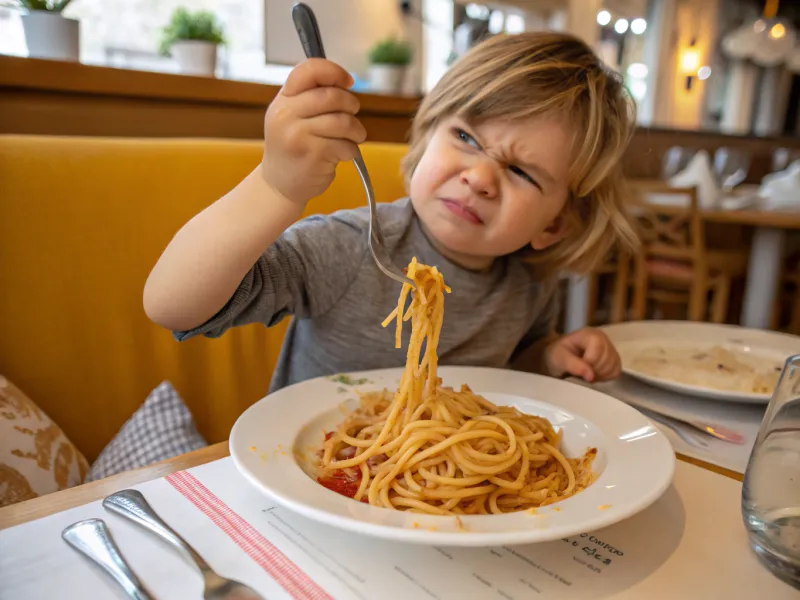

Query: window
[[1, 1, 290, 84]]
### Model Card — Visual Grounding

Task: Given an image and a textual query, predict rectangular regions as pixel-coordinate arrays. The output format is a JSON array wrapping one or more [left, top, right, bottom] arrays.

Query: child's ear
[[530, 215, 569, 250]]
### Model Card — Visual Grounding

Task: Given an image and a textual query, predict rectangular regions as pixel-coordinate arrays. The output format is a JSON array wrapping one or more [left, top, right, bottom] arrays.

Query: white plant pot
[[171, 41, 218, 77], [22, 11, 80, 62], [369, 64, 406, 94]]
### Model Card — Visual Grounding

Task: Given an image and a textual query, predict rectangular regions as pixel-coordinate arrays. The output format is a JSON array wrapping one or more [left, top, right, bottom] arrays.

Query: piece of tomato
[[317, 469, 368, 502]]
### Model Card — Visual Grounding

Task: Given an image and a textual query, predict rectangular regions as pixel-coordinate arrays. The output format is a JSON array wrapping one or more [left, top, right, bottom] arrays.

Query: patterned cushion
[[0, 376, 89, 507], [86, 381, 207, 482]]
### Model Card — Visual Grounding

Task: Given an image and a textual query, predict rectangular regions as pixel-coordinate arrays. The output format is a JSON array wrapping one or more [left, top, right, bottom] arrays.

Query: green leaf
[[18, 0, 72, 11], [159, 6, 226, 56], [367, 37, 412, 66]]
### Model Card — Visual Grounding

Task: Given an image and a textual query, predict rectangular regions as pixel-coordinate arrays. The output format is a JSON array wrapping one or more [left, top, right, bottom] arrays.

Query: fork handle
[[638, 408, 708, 449], [290, 6, 385, 253], [292, 3, 326, 59], [291, 3, 374, 209], [290, 2, 411, 289], [62, 518, 155, 600], [103, 489, 211, 573]]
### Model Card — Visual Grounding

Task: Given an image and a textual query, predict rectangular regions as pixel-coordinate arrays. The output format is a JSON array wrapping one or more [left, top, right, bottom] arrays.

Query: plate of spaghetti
[[230, 259, 675, 546]]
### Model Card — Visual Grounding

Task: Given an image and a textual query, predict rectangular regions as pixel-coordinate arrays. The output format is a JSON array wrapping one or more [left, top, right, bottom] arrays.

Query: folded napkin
[[668, 150, 721, 210], [719, 183, 762, 211], [758, 160, 800, 211]]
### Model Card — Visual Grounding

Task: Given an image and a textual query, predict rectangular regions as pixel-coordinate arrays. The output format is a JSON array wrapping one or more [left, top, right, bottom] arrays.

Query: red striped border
[[166, 470, 332, 600]]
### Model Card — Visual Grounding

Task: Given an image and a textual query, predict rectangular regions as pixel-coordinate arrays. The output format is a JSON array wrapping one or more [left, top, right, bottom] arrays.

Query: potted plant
[[159, 7, 226, 77], [18, 0, 79, 62], [367, 37, 413, 94]]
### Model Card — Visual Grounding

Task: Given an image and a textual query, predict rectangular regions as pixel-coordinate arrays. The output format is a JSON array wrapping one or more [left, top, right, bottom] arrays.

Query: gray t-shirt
[[175, 198, 558, 392]]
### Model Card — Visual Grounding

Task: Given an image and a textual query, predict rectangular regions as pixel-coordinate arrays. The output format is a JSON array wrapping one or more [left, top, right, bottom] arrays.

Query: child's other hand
[[261, 58, 367, 204], [543, 328, 621, 383]]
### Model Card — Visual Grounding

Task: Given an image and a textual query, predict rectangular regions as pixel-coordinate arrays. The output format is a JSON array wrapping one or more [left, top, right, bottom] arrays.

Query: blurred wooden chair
[[585, 248, 631, 326], [626, 183, 748, 323], [772, 249, 800, 335], [788, 263, 800, 335]]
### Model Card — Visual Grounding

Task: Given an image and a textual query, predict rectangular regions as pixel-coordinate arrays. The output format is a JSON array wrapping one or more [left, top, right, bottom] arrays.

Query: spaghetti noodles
[[316, 258, 596, 515]]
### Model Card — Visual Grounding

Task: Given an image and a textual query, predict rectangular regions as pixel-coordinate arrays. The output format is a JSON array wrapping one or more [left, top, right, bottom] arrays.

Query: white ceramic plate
[[230, 366, 674, 547], [602, 321, 800, 404]]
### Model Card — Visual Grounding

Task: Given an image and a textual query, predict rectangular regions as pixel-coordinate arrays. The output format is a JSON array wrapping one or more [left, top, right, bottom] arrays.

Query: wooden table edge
[[0, 441, 742, 531]]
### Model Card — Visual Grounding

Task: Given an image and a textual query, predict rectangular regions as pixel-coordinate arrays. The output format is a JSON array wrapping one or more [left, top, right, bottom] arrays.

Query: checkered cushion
[[86, 381, 206, 482]]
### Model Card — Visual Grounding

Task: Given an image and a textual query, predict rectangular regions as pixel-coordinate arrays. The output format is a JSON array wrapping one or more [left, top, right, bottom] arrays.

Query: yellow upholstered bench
[[0, 135, 409, 460]]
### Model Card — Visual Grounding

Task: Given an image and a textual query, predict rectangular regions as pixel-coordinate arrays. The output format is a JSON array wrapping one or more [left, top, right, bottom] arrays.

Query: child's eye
[[453, 128, 480, 148], [509, 165, 539, 188]]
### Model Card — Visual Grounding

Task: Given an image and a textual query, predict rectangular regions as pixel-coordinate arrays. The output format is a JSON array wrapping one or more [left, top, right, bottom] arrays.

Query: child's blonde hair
[[402, 31, 637, 275]]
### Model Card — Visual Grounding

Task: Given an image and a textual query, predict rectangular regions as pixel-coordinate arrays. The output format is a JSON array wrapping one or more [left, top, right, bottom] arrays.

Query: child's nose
[[460, 161, 498, 199]]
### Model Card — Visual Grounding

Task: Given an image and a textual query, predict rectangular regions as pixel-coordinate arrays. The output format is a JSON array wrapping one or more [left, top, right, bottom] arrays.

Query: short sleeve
[[173, 208, 370, 341]]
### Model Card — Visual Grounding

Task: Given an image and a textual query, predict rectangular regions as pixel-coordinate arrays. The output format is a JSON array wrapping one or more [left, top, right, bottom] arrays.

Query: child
[[144, 32, 637, 393]]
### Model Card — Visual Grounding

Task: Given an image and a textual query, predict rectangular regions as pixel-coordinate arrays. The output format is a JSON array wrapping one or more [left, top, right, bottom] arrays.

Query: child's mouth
[[440, 198, 483, 224]]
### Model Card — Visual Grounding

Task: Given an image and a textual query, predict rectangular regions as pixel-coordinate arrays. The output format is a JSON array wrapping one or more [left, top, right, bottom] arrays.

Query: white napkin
[[719, 183, 762, 211], [758, 160, 800, 211], [667, 150, 721, 210]]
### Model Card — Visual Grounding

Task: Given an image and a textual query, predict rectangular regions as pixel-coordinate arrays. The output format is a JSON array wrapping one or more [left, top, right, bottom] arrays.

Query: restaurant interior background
[[2, 4, 800, 596], [1, 0, 800, 580], [2, 0, 800, 436], [2, 0, 800, 396], [5, 0, 800, 136]]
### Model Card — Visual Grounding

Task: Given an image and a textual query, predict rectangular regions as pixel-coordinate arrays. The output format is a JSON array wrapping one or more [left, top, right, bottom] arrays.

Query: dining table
[[0, 356, 795, 599], [0, 444, 230, 531], [702, 208, 800, 329], [1, 434, 797, 599], [0, 442, 740, 532]]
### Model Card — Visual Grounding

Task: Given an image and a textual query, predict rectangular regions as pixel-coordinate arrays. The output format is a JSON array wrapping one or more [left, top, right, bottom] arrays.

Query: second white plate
[[602, 321, 800, 403]]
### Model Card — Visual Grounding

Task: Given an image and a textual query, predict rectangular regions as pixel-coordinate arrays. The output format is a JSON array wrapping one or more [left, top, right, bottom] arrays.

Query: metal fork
[[103, 490, 265, 600], [636, 407, 710, 450], [291, 2, 414, 288], [636, 405, 745, 444]]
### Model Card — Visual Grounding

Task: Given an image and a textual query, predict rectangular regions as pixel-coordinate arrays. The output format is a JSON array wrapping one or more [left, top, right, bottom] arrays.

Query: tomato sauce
[[317, 469, 368, 502], [318, 431, 371, 502]]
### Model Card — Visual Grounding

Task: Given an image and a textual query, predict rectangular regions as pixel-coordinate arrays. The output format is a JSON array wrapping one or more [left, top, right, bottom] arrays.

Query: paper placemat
[[585, 376, 765, 473], [1, 456, 796, 599]]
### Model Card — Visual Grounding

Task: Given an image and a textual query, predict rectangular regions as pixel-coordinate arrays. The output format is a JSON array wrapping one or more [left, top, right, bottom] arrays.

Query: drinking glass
[[742, 354, 800, 589]]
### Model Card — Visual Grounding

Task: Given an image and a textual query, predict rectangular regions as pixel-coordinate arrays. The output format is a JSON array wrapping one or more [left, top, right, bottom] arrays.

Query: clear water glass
[[742, 353, 800, 589]]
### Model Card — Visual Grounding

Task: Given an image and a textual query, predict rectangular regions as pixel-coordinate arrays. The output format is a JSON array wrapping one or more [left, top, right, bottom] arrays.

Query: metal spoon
[[62, 518, 155, 600], [291, 2, 414, 288], [103, 489, 265, 600]]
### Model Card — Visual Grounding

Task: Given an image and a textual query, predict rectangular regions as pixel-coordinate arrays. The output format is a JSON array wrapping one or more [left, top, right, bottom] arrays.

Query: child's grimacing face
[[409, 114, 574, 270]]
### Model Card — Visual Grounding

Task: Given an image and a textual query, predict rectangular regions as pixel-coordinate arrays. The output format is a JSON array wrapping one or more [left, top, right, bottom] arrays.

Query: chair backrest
[[627, 182, 705, 268], [622, 181, 713, 322]]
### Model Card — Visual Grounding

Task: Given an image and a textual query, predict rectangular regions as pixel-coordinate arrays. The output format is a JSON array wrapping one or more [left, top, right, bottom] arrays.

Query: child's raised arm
[[143, 58, 367, 332]]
